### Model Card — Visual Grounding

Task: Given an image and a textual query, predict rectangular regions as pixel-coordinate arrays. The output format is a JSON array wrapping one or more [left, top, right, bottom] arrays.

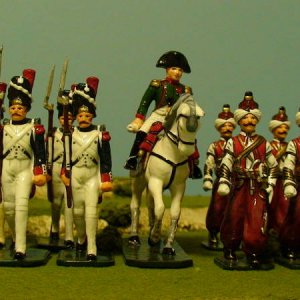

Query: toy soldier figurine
[[0, 82, 7, 249], [48, 90, 74, 247], [2, 69, 47, 260], [61, 77, 113, 261], [279, 108, 300, 264], [202, 104, 236, 249], [216, 91, 278, 270], [124, 50, 201, 179], [268, 107, 290, 237]]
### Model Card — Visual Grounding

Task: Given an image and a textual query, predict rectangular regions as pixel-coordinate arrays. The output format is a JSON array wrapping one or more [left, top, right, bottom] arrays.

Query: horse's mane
[[163, 93, 195, 131]]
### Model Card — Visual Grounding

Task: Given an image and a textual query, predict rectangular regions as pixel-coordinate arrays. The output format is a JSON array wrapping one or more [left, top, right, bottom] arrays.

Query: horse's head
[[165, 93, 204, 156]]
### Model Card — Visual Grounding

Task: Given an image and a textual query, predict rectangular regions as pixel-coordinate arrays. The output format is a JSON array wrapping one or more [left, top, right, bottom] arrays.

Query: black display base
[[36, 237, 72, 252], [122, 237, 193, 269], [56, 249, 115, 267], [275, 256, 300, 269], [214, 255, 274, 271], [0, 248, 51, 267], [201, 240, 223, 251]]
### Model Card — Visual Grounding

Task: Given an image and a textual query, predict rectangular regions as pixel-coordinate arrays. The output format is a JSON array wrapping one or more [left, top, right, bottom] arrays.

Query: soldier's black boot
[[224, 248, 237, 261], [208, 231, 219, 248], [124, 131, 147, 170]]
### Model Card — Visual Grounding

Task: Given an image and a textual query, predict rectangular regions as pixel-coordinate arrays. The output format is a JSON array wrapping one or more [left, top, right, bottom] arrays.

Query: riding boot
[[124, 131, 147, 170]]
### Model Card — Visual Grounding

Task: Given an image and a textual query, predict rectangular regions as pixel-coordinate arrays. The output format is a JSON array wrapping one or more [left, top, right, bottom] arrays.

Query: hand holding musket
[[43, 65, 56, 202], [57, 59, 73, 208]]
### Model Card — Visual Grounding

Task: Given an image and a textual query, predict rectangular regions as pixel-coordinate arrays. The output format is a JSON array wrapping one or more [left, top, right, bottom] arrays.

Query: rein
[[149, 152, 188, 190], [164, 115, 196, 147]]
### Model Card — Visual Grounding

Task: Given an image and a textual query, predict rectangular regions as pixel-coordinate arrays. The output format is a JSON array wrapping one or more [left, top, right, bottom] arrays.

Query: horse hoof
[[14, 252, 26, 260], [162, 247, 176, 256], [148, 237, 161, 247], [86, 254, 97, 261], [128, 235, 141, 246]]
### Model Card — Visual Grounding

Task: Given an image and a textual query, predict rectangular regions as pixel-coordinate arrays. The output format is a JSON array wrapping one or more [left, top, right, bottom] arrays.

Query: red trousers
[[279, 188, 300, 251], [220, 179, 268, 256], [268, 179, 289, 234], [206, 180, 230, 235]]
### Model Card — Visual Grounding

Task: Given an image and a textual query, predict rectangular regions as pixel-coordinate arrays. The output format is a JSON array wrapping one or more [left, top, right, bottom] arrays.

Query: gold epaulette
[[150, 79, 161, 87], [185, 86, 193, 94]]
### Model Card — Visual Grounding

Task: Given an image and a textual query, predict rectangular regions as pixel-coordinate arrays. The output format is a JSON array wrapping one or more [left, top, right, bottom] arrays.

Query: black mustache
[[243, 123, 256, 126], [222, 130, 233, 134]]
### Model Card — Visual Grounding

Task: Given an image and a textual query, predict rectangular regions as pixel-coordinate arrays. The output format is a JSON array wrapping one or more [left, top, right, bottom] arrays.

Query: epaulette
[[102, 131, 111, 142], [150, 79, 161, 88], [99, 124, 111, 141], [34, 124, 45, 135], [185, 86, 193, 95]]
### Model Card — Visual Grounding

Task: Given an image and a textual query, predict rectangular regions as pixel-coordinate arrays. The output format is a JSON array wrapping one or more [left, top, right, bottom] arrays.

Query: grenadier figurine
[[61, 77, 113, 261], [124, 50, 201, 179], [0, 82, 7, 249], [279, 108, 300, 261], [268, 107, 290, 236], [216, 91, 278, 269], [202, 104, 236, 249], [2, 69, 47, 260], [48, 89, 74, 247]]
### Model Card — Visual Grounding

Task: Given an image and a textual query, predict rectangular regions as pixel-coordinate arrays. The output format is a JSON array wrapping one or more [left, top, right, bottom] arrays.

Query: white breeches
[[2, 159, 32, 253], [139, 106, 169, 133], [51, 163, 74, 241], [72, 165, 100, 255]]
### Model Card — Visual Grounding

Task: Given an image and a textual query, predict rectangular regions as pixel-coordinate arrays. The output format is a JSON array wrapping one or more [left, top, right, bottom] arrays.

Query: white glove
[[265, 185, 274, 204], [217, 183, 230, 196], [203, 180, 213, 191], [127, 118, 144, 133], [284, 185, 297, 198]]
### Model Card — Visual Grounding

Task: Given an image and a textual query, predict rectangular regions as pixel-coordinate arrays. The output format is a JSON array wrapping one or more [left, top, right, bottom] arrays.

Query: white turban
[[268, 120, 291, 132], [214, 117, 236, 130], [234, 108, 262, 123]]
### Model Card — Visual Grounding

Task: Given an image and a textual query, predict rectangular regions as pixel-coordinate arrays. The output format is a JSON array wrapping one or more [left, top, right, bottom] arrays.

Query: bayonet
[[43, 65, 55, 111]]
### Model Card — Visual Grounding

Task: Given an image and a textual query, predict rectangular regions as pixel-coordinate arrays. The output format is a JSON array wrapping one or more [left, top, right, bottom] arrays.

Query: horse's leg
[[146, 188, 155, 230], [129, 175, 146, 245], [147, 177, 164, 245], [163, 182, 185, 255]]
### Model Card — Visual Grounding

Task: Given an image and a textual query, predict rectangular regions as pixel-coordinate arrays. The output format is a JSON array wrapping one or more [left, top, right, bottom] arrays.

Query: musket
[[44, 65, 55, 202], [58, 59, 73, 208]]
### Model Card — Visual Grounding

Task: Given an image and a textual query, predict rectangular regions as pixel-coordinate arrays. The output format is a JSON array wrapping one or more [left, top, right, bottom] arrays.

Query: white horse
[[129, 93, 204, 255]]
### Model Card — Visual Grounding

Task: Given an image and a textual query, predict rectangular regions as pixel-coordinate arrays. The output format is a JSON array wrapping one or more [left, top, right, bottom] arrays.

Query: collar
[[165, 77, 180, 85], [11, 118, 30, 125], [77, 124, 95, 132]]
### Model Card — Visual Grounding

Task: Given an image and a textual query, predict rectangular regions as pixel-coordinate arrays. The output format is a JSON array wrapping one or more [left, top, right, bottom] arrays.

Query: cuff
[[101, 172, 112, 182], [34, 164, 47, 175]]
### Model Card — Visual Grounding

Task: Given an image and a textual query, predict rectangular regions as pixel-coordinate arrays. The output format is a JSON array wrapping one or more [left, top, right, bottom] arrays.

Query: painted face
[[273, 124, 289, 141], [166, 67, 183, 81], [76, 111, 93, 128], [9, 104, 28, 121], [238, 113, 258, 135], [59, 112, 74, 127], [219, 122, 235, 139]]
